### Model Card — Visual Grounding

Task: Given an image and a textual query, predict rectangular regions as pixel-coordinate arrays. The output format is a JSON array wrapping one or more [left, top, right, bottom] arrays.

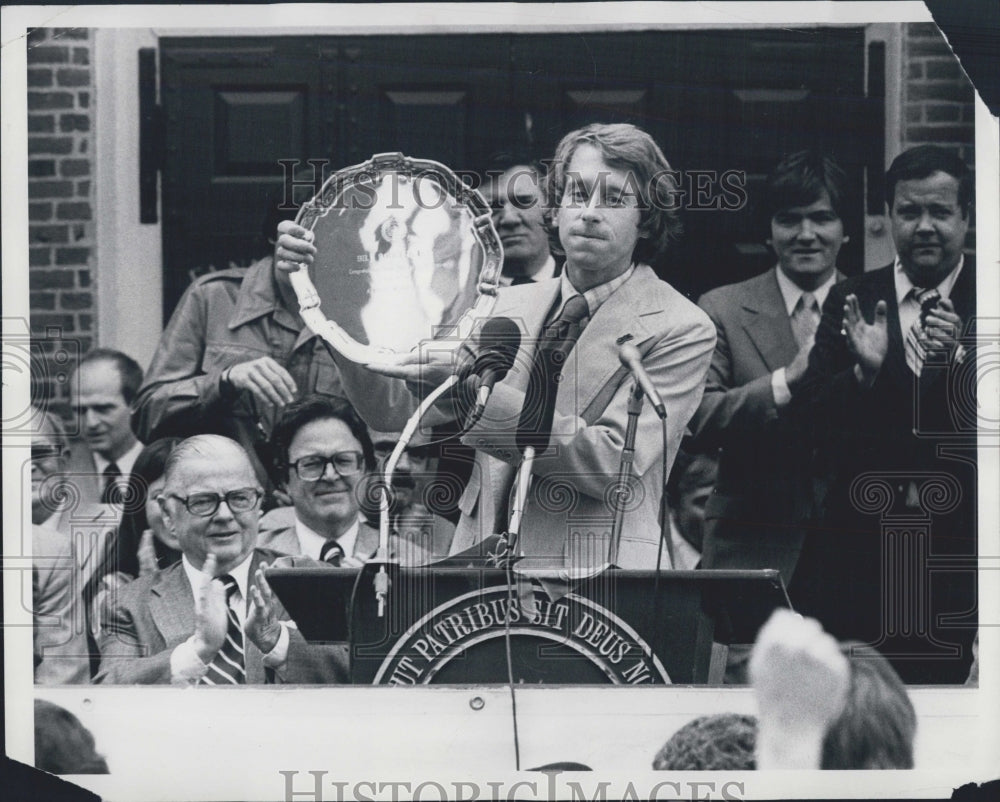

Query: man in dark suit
[[68, 349, 145, 505], [688, 151, 850, 679], [788, 144, 976, 683], [96, 434, 347, 684]]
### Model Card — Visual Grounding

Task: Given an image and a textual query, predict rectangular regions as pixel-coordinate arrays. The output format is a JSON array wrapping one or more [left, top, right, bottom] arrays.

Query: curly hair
[[653, 713, 757, 770]]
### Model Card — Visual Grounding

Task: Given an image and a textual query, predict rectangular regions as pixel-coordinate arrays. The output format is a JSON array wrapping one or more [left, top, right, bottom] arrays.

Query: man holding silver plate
[[276, 124, 715, 571]]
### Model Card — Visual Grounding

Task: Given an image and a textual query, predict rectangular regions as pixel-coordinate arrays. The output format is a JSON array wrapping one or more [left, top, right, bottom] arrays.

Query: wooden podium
[[267, 561, 788, 685]]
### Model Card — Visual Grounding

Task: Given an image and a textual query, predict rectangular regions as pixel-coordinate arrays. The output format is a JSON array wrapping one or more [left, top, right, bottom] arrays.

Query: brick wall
[[901, 22, 976, 251], [27, 27, 95, 411]]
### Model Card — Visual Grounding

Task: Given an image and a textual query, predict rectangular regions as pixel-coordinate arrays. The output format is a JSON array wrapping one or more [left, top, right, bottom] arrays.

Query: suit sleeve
[[131, 280, 230, 442], [33, 552, 92, 685], [94, 585, 173, 684], [466, 307, 716, 500], [686, 291, 780, 450]]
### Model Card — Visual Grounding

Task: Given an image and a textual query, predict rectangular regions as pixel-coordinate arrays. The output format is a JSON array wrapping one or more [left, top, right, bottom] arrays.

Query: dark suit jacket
[[690, 268, 838, 584], [788, 259, 977, 680], [794, 259, 977, 502], [95, 548, 348, 685]]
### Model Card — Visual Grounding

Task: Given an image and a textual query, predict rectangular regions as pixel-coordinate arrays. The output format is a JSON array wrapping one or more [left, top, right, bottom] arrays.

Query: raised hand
[[843, 294, 888, 383], [191, 554, 229, 663], [274, 220, 316, 274], [750, 609, 850, 769], [246, 561, 283, 655], [137, 529, 159, 576]]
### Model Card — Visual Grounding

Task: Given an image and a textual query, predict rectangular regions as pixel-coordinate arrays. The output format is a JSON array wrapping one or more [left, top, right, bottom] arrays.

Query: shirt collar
[[182, 550, 255, 606], [894, 254, 964, 305], [774, 266, 837, 317], [556, 263, 635, 320], [92, 439, 143, 477], [499, 255, 558, 287], [228, 256, 304, 334], [293, 512, 361, 561]]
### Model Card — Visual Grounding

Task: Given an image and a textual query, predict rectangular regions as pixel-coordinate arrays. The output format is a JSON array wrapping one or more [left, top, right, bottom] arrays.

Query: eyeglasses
[[291, 452, 364, 481], [165, 487, 262, 517]]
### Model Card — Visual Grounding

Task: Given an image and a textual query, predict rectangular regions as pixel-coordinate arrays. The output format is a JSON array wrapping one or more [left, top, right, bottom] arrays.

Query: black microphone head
[[475, 316, 521, 379], [618, 342, 642, 368]]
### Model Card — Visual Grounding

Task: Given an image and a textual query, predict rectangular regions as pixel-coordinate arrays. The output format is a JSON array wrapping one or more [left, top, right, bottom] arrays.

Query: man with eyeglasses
[[96, 434, 347, 684], [258, 396, 380, 565]]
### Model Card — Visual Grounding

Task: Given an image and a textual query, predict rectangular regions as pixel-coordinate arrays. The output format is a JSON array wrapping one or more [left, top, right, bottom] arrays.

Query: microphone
[[618, 343, 666, 419], [466, 316, 521, 426]]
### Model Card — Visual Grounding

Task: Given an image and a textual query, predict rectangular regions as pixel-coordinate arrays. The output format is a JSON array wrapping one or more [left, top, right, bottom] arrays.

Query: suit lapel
[[559, 267, 658, 419], [148, 564, 196, 649], [739, 270, 798, 372]]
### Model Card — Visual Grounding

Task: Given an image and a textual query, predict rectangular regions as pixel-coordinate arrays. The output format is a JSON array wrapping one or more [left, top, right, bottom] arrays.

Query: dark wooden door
[[160, 29, 869, 315]]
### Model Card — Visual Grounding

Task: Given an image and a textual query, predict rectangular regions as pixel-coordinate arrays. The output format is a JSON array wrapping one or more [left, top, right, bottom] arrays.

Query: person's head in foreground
[[750, 609, 915, 769], [34, 699, 109, 774], [653, 713, 757, 770]]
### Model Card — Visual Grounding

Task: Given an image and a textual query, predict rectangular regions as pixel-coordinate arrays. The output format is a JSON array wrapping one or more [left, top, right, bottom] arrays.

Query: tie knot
[[914, 287, 941, 315], [103, 462, 121, 478], [320, 539, 346, 565], [798, 291, 816, 312], [218, 574, 239, 599], [559, 294, 589, 325]]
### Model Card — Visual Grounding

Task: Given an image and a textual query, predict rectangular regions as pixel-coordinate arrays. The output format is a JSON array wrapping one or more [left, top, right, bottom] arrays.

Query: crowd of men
[[30, 123, 978, 692]]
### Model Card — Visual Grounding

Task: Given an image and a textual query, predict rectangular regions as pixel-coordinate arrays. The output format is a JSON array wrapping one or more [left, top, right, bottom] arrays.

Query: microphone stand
[[607, 380, 644, 566], [374, 373, 460, 617], [502, 447, 536, 562]]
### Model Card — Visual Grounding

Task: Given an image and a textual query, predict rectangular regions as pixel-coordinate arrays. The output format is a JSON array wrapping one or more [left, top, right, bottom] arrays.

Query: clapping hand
[[246, 561, 283, 655], [191, 554, 229, 663], [842, 294, 888, 384]]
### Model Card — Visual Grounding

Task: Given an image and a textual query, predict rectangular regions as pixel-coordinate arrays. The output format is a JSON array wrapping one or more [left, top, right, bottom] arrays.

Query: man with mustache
[[787, 144, 977, 684]]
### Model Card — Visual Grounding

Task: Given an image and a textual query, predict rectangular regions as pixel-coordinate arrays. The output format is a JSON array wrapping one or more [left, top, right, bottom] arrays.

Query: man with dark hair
[[69, 348, 145, 505], [687, 151, 850, 677], [482, 153, 558, 285], [132, 167, 344, 488], [258, 395, 380, 565], [277, 123, 716, 568], [788, 144, 977, 683], [96, 434, 347, 684]]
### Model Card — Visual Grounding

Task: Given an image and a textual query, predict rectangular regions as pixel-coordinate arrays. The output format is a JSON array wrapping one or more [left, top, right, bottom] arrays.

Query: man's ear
[[158, 496, 178, 537]]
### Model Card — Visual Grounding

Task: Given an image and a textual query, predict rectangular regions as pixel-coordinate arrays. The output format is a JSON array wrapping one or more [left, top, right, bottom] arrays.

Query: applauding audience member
[[96, 434, 347, 684]]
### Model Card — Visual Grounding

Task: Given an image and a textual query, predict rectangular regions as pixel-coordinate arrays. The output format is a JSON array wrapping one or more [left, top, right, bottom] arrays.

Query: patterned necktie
[[100, 462, 123, 504], [319, 539, 345, 566], [905, 287, 941, 376], [201, 575, 246, 685], [790, 291, 820, 349], [516, 294, 590, 451]]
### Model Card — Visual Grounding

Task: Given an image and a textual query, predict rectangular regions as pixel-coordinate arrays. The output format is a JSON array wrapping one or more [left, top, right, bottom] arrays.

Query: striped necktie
[[320, 539, 346, 566], [790, 291, 820, 349], [904, 287, 941, 376], [201, 575, 247, 685]]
